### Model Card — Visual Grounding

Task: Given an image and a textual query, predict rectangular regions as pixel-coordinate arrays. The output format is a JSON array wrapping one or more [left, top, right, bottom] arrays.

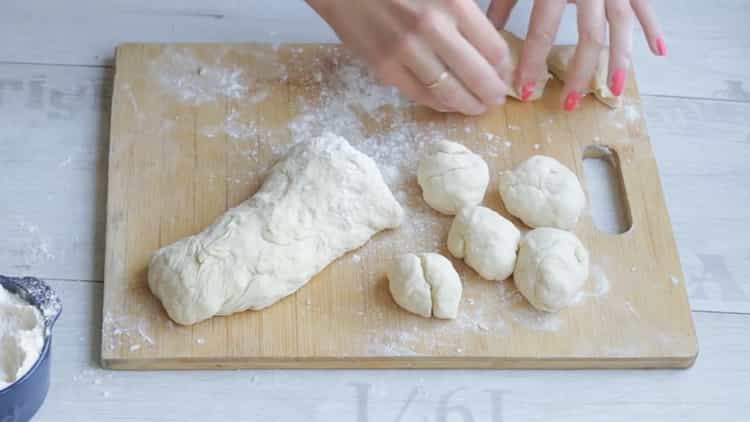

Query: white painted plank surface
[[36, 280, 750, 422], [1, 1, 749, 101], [644, 97, 750, 313], [0, 64, 110, 281]]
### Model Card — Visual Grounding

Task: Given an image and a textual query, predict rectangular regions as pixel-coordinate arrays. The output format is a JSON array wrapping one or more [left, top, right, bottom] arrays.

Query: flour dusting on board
[[146, 46, 624, 356], [151, 47, 251, 105], [102, 312, 155, 353]]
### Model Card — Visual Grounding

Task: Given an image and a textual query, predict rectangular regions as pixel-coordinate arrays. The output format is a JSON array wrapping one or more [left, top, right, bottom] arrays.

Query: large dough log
[[148, 133, 404, 325]]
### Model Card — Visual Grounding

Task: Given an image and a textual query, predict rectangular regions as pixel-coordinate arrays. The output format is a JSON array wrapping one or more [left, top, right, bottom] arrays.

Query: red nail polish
[[610, 69, 626, 96], [563, 91, 581, 111], [520, 82, 535, 101], [655, 37, 667, 56]]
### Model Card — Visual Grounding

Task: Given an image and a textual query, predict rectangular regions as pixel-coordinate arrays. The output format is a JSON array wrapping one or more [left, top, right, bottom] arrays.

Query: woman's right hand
[[307, 0, 513, 115]]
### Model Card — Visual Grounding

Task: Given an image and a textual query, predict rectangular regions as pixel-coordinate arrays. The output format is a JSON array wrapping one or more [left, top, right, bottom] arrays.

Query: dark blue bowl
[[0, 276, 62, 422]]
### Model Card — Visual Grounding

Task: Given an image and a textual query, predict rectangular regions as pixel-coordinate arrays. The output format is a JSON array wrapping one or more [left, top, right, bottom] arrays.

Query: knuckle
[[394, 33, 417, 58], [579, 25, 606, 49], [465, 73, 490, 94], [526, 26, 556, 45], [440, 0, 465, 15], [608, 2, 632, 22], [415, 6, 443, 34]]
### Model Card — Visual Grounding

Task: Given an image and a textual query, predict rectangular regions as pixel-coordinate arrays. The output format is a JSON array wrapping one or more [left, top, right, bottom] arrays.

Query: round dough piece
[[447, 206, 521, 281], [387, 253, 462, 319], [513, 228, 590, 312], [498, 155, 586, 230], [417, 140, 489, 215]]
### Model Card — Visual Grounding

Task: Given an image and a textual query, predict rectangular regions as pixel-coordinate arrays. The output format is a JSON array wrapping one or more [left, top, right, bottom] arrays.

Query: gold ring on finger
[[425, 71, 450, 89]]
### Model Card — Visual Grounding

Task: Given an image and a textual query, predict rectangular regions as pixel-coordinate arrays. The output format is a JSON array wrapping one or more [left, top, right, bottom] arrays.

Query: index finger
[[446, 0, 513, 83], [516, 0, 567, 100], [561, 0, 606, 111]]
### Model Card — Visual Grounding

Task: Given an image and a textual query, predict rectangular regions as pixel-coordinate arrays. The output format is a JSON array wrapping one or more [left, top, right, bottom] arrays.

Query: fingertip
[[520, 81, 535, 101], [562, 90, 581, 112], [609, 68, 626, 96], [655, 37, 667, 56]]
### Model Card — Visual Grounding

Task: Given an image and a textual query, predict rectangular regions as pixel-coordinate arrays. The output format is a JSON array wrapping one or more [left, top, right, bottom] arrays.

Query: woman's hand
[[488, 0, 666, 111], [307, 0, 513, 115]]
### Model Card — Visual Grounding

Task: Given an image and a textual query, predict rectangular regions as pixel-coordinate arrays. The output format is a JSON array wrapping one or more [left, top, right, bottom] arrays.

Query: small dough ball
[[513, 228, 590, 312], [447, 206, 521, 281], [417, 140, 489, 215], [498, 155, 586, 230], [387, 253, 462, 319]]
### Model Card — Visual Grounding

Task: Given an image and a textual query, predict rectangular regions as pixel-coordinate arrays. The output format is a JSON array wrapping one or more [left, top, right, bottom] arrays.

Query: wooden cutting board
[[102, 43, 697, 369]]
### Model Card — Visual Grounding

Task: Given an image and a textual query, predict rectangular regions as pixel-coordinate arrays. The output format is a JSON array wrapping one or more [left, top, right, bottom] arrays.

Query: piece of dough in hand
[[148, 133, 404, 325], [388, 253, 462, 319], [417, 140, 489, 215], [547, 45, 621, 108], [499, 30, 552, 101], [498, 155, 586, 230], [447, 206, 521, 281], [513, 228, 590, 312]]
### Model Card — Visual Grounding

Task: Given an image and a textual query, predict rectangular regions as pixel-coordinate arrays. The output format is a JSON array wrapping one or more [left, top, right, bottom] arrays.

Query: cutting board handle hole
[[582, 145, 632, 234]]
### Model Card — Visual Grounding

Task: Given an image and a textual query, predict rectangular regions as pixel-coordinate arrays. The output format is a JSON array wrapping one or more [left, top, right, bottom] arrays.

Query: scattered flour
[[151, 47, 252, 105], [0, 285, 44, 390], [146, 47, 628, 356], [102, 312, 155, 353], [588, 265, 611, 297], [15, 218, 55, 273]]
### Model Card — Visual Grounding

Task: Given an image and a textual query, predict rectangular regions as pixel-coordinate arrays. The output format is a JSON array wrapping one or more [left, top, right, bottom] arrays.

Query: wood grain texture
[[102, 43, 696, 369], [36, 280, 750, 422]]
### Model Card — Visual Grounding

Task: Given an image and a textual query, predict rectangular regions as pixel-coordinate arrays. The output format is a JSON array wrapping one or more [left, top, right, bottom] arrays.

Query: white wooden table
[[1, 1, 749, 420]]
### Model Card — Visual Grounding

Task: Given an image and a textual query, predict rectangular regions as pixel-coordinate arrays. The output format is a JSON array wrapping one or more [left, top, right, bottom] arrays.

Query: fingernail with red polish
[[520, 81, 535, 102], [563, 91, 581, 111], [610, 69, 626, 96], [655, 37, 667, 56]]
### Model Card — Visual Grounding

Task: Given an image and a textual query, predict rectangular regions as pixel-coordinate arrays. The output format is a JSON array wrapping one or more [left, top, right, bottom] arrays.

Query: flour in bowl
[[0, 285, 44, 389]]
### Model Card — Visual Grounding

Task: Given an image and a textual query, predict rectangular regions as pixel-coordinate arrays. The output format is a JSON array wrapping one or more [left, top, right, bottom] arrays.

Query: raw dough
[[514, 228, 590, 312], [499, 30, 552, 101], [0, 285, 44, 390], [498, 155, 586, 230], [447, 206, 521, 281], [149, 133, 404, 325], [547, 45, 621, 108], [387, 253, 462, 319], [417, 140, 489, 215]]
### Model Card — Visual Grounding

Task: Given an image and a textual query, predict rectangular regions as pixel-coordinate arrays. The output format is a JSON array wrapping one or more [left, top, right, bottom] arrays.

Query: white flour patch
[[15, 218, 55, 272], [151, 47, 251, 105], [496, 282, 563, 331], [588, 264, 611, 297], [102, 312, 155, 353], [201, 110, 258, 140], [58, 155, 73, 168], [623, 102, 641, 122], [623, 301, 640, 319]]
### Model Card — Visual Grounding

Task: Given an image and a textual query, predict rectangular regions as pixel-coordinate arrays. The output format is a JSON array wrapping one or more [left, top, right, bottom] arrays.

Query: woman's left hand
[[488, 0, 666, 111]]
